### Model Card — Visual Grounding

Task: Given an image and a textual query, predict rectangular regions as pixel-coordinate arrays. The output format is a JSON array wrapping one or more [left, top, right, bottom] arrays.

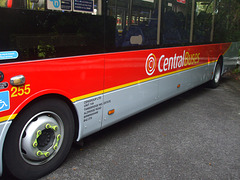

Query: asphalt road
[[3, 76, 240, 180]]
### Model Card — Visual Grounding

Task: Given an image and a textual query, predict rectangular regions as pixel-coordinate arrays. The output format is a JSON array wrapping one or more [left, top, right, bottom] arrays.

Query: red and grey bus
[[0, 0, 239, 179]]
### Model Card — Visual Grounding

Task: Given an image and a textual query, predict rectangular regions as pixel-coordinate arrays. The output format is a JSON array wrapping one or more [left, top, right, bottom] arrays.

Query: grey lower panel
[[0, 121, 12, 176]]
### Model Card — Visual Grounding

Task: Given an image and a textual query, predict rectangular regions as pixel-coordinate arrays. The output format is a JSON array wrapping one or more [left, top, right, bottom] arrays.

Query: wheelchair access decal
[[0, 91, 10, 112]]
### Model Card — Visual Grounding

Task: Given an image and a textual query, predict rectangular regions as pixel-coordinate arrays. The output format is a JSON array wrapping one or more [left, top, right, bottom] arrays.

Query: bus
[[0, 0, 239, 179]]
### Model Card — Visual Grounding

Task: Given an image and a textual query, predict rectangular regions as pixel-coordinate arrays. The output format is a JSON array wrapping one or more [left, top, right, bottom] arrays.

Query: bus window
[[161, 0, 192, 45], [214, 0, 240, 43], [193, 0, 214, 43], [107, 0, 159, 48], [0, 0, 105, 61]]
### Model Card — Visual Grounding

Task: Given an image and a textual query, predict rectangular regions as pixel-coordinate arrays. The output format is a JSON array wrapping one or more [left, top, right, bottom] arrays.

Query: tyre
[[208, 62, 222, 88], [3, 98, 75, 180]]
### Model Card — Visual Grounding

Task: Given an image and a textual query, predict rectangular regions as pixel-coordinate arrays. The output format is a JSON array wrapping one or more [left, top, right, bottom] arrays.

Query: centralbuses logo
[[145, 51, 200, 76], [145, 53, 157, 76]]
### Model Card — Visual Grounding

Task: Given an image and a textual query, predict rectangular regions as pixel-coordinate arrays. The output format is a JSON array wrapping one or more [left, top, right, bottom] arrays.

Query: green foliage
[[233, 66, 240, 74], [214, 0, 240, 42], [37, 41, 56, 58]]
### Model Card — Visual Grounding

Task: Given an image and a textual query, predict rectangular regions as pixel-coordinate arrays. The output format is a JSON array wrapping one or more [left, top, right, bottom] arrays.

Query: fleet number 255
[[11, 84, 31, 98]]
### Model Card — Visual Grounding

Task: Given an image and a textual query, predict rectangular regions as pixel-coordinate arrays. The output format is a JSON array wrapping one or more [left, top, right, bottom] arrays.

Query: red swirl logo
[[145, 53, 157, 76]]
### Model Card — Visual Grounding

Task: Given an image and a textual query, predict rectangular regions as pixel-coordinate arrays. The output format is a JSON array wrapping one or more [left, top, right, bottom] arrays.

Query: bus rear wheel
[[3, 98, 75, 180], [208, 62, 222, 88]]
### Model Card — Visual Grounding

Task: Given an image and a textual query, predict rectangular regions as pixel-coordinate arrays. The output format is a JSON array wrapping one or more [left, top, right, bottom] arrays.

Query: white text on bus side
[[158, 51, 201, 73]]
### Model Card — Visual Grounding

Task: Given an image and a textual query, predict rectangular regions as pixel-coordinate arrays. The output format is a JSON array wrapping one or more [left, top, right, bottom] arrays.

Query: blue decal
[[50, 0, 60, 8], [0, 51, 18, 60], [0, 91, 10, 112]]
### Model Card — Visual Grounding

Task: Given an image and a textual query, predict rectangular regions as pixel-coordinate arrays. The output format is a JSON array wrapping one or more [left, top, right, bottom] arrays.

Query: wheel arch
[[217, 55, 224, 74], [212, 55, 224, 80], [208, 55, 224, 88], [10, 93, 79, 142]]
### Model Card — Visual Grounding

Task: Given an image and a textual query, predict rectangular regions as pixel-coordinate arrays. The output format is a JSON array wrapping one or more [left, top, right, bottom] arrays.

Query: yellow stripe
[[71, 90, 104, 102], [0, 114, 17, 123]]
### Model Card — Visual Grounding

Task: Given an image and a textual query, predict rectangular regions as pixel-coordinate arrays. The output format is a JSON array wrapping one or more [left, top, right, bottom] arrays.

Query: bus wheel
[[3, 98, 75, 180], [208, 62, 222, 88]]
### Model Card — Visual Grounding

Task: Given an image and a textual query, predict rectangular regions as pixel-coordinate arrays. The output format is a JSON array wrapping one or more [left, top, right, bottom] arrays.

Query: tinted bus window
[[107, 0, 160, 49], [0, 0, 105, 62], [193, 0, 214, 43], [161, 0, 192, 45], [214, 0, 240, 43]]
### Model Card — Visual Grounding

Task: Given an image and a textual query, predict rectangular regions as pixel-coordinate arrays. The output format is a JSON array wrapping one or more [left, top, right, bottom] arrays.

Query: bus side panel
[[102, 64, 210, 129], [103, 44, 231, 91]]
